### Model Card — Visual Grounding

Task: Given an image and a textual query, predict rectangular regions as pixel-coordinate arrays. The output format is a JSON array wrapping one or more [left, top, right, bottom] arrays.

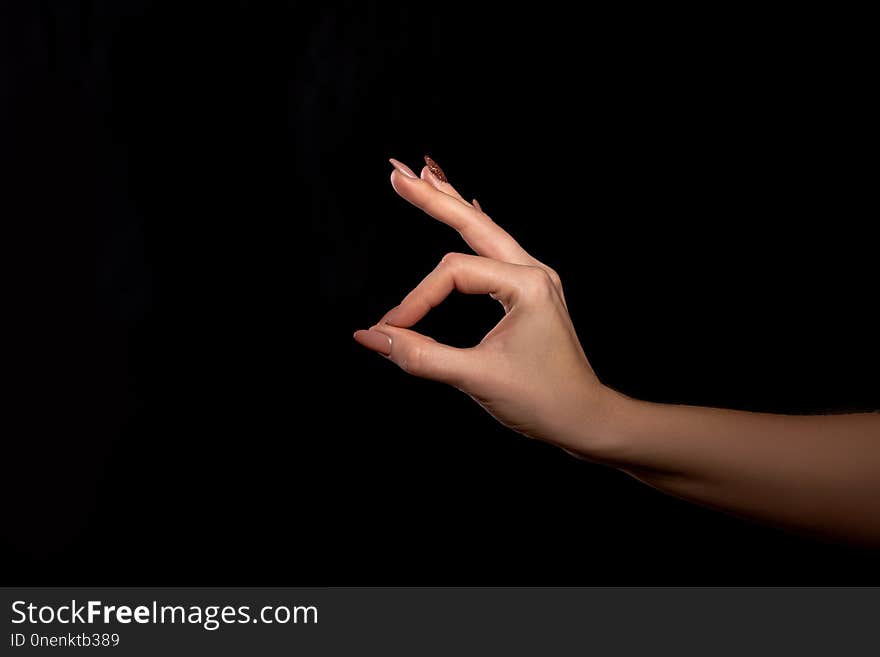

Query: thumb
[[353, 326, 473, 387]]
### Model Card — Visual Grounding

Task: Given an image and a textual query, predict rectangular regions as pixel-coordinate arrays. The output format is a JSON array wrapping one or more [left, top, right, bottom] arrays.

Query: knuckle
[[520, 266, 556, 299], [545, 266, 563, 289], [440, 252, 465, 268]]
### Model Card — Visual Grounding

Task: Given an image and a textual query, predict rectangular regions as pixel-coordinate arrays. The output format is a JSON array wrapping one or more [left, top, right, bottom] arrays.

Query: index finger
[[381, 252, 528, 328]]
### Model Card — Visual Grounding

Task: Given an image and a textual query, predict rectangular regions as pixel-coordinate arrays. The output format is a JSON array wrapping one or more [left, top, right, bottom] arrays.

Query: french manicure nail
[[353, 329, 392, 356], [389, 158, 417, 179], [424, 155, 448, 183]]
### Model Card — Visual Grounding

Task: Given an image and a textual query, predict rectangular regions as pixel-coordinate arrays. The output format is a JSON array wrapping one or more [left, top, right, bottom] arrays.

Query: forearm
[[600, 392, 880, 544]]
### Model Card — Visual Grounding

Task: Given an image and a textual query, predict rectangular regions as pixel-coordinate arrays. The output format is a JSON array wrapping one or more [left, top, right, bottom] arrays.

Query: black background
[[2, 2, 876, 583]]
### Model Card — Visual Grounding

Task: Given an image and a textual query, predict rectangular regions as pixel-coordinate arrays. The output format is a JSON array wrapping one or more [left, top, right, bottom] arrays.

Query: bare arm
[[609, 398, 880, 544], [354, 156, 880, 546]]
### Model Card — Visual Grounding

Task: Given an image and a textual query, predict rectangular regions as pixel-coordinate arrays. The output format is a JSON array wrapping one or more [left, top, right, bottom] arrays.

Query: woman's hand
[[355, 155, 880, 545], [354, 157, 624, 462]]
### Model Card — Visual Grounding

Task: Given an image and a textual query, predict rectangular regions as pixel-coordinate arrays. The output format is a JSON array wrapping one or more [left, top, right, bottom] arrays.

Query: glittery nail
[[424, 155, 448, 184]]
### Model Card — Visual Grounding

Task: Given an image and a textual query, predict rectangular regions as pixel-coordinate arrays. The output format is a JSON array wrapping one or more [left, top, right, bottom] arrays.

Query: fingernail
[[472, 198, 482, 212], [424, 155, 448, 183], [353, 329, 392, 356], [389, 158, 417, 179]]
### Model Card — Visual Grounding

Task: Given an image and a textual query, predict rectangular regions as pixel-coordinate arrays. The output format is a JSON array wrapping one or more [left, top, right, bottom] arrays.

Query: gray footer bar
[[2, 587, 876, 655]]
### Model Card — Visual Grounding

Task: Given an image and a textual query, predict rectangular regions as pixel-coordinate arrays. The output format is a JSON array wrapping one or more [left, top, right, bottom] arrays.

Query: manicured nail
[[389, 158, 417, 179], [472, 198, 482, 212], [424, 155, 448, 183], [353, 329, 392, 355]]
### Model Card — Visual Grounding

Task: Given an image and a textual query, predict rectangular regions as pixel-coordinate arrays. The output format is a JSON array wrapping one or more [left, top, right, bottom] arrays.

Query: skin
[[354, 157, 880, 546]]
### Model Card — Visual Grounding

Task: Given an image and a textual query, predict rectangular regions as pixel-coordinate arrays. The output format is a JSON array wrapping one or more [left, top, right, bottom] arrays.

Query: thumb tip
[[353, 328, 392, 356]]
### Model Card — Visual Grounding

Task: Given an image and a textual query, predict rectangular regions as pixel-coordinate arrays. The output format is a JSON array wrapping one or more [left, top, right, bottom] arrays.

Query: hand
[[353, 157, 880, 544], [354, 157, 624, 462]]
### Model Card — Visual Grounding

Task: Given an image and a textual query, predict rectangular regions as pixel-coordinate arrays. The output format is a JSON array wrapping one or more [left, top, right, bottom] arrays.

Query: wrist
[[583, 386, 649, 467]]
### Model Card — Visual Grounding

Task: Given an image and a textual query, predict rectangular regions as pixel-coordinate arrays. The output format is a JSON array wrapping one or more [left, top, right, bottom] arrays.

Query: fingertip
[[420, 164, 471, 206], [390, 168, 421, 195], [379, 305, 405, 327], [389, 157, 417, 178], [424, 155, 448, 183], [420, 165, 444, 189], [353, 329, 392, 356]]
